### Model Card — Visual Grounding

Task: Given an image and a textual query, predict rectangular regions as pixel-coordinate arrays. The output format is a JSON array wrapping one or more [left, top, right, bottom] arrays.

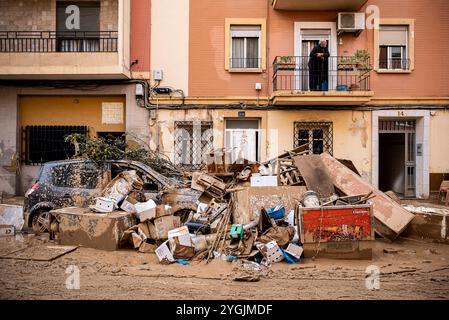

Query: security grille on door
[[174, 121, 213, 171], [294, 122, 333, 155]]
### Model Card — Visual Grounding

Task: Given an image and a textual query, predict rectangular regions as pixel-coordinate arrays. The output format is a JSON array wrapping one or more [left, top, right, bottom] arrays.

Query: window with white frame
[[379, 25, 409, 70], [230, 25, 261, 69]]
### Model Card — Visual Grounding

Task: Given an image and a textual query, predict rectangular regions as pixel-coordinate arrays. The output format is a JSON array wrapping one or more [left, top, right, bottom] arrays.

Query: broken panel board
[[233, 186, 306, 224], [0, 204, 24, 231], [52, 207, 136, 251], [0, 245, 77, 261], [320, 153, 414, 240], [293, 155, 335, 197], [299, 204, 374, 259], [401, 206, 449, 244]]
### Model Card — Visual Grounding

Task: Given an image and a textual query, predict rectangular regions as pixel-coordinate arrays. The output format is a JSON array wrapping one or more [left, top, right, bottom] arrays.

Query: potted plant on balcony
[[276, 56, 296, 70], [338, 52, 356, 71], [353, 49, 370, 71]]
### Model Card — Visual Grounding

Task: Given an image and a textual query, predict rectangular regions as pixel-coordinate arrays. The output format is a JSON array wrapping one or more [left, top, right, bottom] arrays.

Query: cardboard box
[[131, 232, 144, 248], [155, 240, 174, 262], [285, 243, 303, 260], [170, 237, 195, 260], [51, 207, 136, 251], [265, 240, 284, 263], [155, 204, 172, 219], [168, 226, 192, 247], [134, 199, 157, 222], [153, 215, 181, 240], [250, 175, 278, 187], [138, 241, 156, 253], [93, 197, 115, 213], [0, 225, 14, 237], [120, 195, 138, 214]]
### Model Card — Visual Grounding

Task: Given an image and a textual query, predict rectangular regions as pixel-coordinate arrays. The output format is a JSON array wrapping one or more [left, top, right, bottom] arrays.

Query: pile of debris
[[44, 144, 419, 271]]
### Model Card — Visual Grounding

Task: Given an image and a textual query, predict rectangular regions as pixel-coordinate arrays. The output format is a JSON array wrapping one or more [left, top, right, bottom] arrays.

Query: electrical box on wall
[[255, 83, 262, 90], [153, 70, 163, 81]]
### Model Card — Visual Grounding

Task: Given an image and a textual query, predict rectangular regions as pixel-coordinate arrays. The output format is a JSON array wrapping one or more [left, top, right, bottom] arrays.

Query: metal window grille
[[294, 122, 333, 155], [22, 125, 88, 165], [379, 119, 416, 133], [174, 121, 213, 171]]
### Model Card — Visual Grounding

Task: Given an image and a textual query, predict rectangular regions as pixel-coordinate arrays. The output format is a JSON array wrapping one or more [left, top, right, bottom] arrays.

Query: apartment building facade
[[1, 0, 448, 200], [0, 0, 151, 194], [148, 0, 449, 199]]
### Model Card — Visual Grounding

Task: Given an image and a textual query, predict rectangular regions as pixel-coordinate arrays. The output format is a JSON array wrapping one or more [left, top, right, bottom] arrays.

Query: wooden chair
[[439, 180, 449, 206]]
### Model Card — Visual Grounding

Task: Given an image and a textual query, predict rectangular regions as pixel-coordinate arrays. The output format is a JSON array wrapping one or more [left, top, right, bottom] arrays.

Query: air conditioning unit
[[337, 12, 365, 34]]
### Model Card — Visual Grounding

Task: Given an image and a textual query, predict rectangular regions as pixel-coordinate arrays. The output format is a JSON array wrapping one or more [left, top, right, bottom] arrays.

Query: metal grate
[[294, 122, 333, 155], [379, 119, 416, 133], [22, 125, 88, 165], [174, 121, 213, 171]]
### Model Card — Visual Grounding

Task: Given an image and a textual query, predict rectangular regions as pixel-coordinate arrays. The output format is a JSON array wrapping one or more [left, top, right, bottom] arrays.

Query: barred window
[[174, 121, 213, 171], [294, 122, 333, 155]]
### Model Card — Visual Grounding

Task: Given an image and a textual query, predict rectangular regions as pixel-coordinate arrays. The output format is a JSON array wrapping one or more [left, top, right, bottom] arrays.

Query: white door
[[225, 119, 260, 163]]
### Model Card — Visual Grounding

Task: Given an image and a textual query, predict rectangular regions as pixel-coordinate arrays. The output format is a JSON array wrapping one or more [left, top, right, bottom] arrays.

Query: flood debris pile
[[34, 142, 437, 275]]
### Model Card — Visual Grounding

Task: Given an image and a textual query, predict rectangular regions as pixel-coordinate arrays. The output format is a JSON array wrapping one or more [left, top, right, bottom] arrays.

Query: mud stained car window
[[51, 163, 103, 189]]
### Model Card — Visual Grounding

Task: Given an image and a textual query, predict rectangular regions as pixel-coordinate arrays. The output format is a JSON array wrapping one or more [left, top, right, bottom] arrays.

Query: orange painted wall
[[189, 0, 269, 97], [188, 0, 449, 98], [131, 0, 151, 73]]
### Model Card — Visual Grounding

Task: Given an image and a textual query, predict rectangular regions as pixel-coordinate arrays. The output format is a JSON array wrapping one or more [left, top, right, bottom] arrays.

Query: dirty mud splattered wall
[[20, 95, 127, 135], [151, 109, 372, 182], [0, 87, 18, 195], [267, 110, 372, 182], [429, 109, 449, 190]]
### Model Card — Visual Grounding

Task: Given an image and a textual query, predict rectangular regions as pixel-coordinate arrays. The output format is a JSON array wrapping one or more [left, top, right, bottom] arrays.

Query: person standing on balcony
[[308, 40, 329, 91]]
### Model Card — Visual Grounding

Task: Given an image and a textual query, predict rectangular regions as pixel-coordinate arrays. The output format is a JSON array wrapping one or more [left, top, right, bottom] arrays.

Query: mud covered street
[[1, 235, 448, 300]]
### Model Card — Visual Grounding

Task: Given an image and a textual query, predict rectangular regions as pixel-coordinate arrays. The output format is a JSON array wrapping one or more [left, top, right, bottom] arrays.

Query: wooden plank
[[320, 153, 415, 239], [0, 245, 78, 261], [294, 155, 335, 198]]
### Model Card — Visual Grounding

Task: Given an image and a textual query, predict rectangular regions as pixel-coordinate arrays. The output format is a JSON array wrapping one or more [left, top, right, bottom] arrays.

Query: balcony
[[0, 0, 130, 80], [272, 55, 373, 105], [271, 0, 367, 11]]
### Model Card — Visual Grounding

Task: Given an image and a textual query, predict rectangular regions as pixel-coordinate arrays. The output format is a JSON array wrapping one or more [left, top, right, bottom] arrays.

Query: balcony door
[[297, 29, 330, 91], [294, 22, 338, 91]]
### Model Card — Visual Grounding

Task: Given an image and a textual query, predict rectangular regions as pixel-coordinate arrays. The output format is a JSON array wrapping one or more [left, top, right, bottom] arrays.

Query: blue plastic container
[[265, 206, 286, 220], [337, 85, 348, 91]]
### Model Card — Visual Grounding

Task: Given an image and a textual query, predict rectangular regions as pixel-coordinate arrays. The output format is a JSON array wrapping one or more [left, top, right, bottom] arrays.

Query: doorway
[[378, 119, 416, 197], [298, 29, 331, 91], [225, 119, 260, 163]]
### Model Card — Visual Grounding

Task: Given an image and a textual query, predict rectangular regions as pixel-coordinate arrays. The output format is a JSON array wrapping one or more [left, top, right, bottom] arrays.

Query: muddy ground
[[0, 234, 448, 300], [1, 196, 448, 300]]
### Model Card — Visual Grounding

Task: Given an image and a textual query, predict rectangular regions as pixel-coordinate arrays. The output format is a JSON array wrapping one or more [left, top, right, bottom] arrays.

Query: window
[[378, 25, 409, 70], [174, 121, 213, 171], [230, 25, 261, 69], [224, 18, 266, 71], [51, 162, 103, 189], [23, 125, 88, 165], [56, 1, 101, 52], [294, 122, 333, 155]]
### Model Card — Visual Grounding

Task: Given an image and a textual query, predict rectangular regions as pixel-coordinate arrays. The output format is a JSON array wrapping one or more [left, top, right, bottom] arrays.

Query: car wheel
[[32, 210, 51, 235]]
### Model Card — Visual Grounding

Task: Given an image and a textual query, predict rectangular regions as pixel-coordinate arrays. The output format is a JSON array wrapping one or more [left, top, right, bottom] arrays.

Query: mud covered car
[[24, 159, 200, 233]]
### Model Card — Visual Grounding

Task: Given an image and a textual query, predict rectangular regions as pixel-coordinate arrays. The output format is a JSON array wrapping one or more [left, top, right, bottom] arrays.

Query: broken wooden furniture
[[320, 152, 415, 240]]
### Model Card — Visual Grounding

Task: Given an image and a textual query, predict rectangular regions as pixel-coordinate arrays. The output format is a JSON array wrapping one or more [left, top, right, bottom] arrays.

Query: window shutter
[[379, 25, 408, 46]]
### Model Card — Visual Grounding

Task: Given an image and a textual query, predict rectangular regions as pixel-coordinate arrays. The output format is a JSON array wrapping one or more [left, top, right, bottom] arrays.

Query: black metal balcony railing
[[379, 58, 410, 70], [230, 57, 261, 69], [0, 31, 118, 53], [273, 56, 371, 92]]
